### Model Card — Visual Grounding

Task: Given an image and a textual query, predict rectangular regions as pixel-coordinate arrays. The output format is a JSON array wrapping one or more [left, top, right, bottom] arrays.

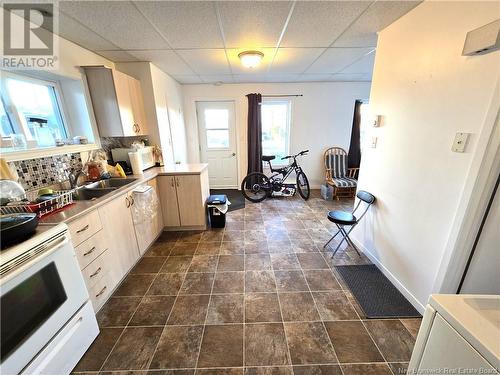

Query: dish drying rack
[[0, 190, 74, 218]]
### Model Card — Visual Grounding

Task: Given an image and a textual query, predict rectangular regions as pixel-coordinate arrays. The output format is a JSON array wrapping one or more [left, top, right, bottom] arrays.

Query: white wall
[[352, 1, 500, 311], [159, 67, 187, 164], [183, 82, 370, 188]]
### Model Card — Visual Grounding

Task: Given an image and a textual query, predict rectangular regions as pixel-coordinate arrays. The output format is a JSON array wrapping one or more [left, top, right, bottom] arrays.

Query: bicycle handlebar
[[281, 150, 309, 160]]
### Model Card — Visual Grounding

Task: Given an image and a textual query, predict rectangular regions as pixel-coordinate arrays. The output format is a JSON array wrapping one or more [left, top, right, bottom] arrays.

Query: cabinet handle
[[130, 196, 135, 206], [95, 286, 107, 298], [76, 224, 89, 234], [90, 267, 102, 278], [133, 124, 138, 133], [136, 124, 141, 133], [125, 196, 130, 208], [176, 178, 180, 187], [171, 178, 174, 187], [83, 246, 96, 256]]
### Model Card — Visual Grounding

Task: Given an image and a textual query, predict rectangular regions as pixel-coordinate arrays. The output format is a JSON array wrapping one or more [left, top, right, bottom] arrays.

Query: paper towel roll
[[128, 152, 143, 175]]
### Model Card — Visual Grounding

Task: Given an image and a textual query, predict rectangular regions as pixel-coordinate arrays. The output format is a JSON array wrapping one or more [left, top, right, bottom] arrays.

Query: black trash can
[[207, 194, 227, 228]]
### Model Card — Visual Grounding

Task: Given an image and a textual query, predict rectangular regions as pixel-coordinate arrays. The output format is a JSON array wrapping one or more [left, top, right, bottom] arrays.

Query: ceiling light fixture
[[238, 50, 264, 68]]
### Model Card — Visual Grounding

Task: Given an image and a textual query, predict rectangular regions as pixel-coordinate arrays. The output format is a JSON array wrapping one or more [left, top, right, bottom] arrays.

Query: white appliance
[[0, 224, 99, 375], [131, 185, 159, 254], [111, 146, 155, 171], [408, 294, 499, 373]]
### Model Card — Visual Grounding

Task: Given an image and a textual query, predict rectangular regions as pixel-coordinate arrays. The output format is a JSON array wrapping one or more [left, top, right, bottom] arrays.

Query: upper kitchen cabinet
[[83, 66, 148, 137]]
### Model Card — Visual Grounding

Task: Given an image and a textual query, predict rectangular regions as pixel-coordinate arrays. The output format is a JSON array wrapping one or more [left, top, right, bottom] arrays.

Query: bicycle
[[241, 150, 310, 202]]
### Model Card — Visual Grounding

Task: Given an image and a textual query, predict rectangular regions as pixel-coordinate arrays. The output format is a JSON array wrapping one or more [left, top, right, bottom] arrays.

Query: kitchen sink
[[72, 178, 137, 200], [73, 188, 115, 201], [84, 178, 137, 189]]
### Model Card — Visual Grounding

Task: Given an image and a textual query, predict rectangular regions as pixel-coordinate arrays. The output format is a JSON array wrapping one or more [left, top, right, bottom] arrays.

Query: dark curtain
[[246, 93, 263, 175], [347, 100, 362, 169]]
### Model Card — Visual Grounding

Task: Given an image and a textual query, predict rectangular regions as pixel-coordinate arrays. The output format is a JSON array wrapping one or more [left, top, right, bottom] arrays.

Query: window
[[0, 98, 14, 136], [261, 99, 291, 161], [1, 72, 68, 149], [204, 108, 229, 149]]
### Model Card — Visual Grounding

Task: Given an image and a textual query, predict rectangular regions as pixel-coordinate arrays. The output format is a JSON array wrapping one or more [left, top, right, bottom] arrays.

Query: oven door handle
[[0, 235, 69, 283]]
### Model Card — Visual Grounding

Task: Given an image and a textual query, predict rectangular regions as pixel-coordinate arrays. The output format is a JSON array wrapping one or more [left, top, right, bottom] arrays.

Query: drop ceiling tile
[[281, 1, 370, 47], [172, 75, 204, 84], [59, 1, 169, 50], [226, 48, 275, 75], [58, 12, 119, 51], [298, 74, 336, 82], [305, 47, 373, 74], [334, 1, 422, 47], [200, 75, 234, 84], [270, 48, 325, 74], [128, 50, 195, 76], [176, 49, 230, 75], [134, 1, 223, 48], [340, 51, 375, 74], [263, 74, 301, 83], [232, 75, 270, 83], [331, 73, 372, 81], [97, 50, 139, 62], [218, 1, 292, 48]]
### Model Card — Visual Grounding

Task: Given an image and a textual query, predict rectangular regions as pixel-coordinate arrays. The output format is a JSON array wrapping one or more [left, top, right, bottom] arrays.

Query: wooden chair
[[324, 147, 359, 199]]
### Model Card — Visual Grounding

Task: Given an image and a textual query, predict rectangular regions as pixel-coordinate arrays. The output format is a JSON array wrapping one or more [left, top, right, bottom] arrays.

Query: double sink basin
[[73, 178, 137, 201]]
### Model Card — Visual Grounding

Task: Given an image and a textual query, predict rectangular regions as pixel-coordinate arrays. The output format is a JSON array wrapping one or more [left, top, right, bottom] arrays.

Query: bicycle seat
[[262, 155, 275, 162]]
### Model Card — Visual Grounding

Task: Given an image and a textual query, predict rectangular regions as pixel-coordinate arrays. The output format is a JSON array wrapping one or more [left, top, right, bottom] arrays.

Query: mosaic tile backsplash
[[10, 153, 83, 191]]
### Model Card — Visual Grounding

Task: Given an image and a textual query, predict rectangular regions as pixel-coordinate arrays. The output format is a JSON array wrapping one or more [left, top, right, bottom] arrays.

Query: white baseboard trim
[[351, 238, 426, 314]]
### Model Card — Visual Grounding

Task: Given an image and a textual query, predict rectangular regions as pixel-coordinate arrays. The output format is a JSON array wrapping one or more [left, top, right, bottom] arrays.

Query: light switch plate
[[370, 136, 378, 148], [452, 132, 470, 153]]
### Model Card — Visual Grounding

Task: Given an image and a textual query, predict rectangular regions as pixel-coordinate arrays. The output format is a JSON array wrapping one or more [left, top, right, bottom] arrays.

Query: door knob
[[231, 153, 236, 156]]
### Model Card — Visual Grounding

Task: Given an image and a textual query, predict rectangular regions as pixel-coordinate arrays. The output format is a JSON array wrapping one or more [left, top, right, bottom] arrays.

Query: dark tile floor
[[73, 191, 420, 375]]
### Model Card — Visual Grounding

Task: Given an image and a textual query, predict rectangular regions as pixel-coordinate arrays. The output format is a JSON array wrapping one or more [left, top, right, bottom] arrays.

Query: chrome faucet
[[68, 169, 86, 189]]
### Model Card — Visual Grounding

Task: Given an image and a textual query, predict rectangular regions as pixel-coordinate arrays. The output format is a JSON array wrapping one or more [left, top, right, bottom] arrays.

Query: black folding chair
[[323, 190, 376, 257]]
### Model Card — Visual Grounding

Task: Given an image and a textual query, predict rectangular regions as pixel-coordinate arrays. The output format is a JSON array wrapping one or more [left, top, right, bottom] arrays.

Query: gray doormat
[[210, 189, 245, 212], [335, 265, 421, 318]]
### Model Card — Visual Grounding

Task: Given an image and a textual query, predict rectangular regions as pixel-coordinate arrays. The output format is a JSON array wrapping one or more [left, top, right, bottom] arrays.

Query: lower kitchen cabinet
[[158, 170, 210, 230], [98, 192, 140, 282], [158, 175, 181, 227]]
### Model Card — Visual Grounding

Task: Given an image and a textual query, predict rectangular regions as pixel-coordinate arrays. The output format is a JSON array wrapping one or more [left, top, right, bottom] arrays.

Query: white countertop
[[429, 294, 500, 368]]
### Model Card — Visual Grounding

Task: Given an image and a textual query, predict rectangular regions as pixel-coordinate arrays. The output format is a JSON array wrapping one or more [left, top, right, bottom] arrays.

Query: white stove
[[0, 224, 99, 375]]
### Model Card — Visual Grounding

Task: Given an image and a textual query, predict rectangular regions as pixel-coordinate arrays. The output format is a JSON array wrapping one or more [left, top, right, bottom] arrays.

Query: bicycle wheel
[[296, 171, 310, 200], [241, 172, 270, 203]]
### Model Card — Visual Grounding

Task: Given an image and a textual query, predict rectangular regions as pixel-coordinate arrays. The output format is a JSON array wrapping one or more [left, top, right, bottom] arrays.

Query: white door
[[196, 101, 238, 188]]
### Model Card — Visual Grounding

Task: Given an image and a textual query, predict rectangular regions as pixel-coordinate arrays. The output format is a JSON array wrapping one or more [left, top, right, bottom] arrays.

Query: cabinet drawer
[[82, 250, 110, 289], [75, 230, 107, 269], [89, 274, 113, 312], [68, 210, 102, 246]]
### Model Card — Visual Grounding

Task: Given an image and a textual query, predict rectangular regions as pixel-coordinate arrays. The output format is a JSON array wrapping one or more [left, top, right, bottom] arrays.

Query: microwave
[[111, 146, 155, 171]]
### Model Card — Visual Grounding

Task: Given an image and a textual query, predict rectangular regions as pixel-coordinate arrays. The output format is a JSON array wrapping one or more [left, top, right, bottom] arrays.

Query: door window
[[204, 108, 229, 149], [1, 262, 67, 361]]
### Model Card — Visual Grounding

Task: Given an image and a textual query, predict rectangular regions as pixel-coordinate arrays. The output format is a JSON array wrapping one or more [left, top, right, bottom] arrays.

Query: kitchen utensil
[[0, 213, 39, 248]]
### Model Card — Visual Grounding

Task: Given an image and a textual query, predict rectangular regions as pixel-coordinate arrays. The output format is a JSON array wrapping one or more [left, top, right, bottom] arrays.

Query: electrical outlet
[[452, 132, 470, 153]]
